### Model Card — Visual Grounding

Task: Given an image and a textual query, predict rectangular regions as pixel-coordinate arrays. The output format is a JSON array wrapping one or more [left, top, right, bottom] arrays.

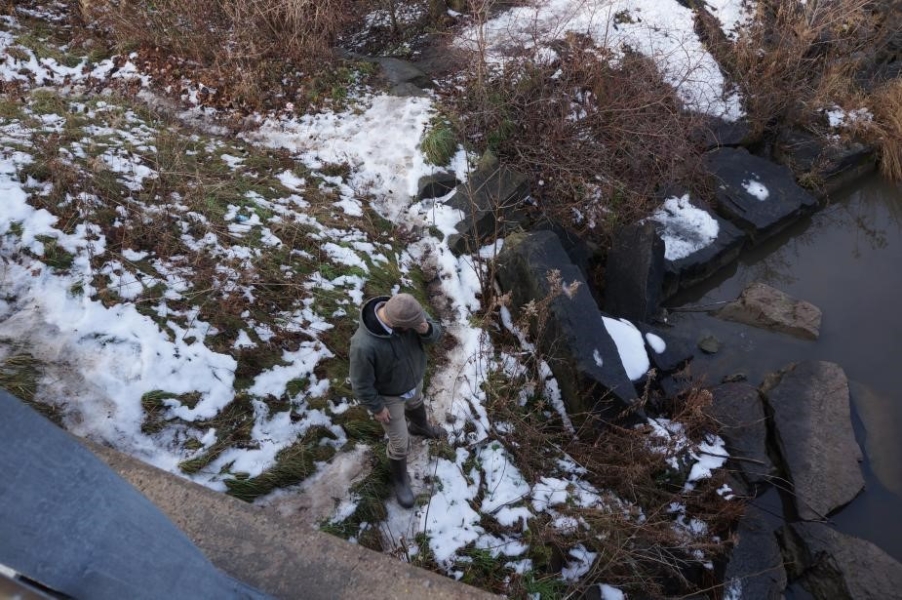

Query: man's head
[[382, 293, 426, 330]]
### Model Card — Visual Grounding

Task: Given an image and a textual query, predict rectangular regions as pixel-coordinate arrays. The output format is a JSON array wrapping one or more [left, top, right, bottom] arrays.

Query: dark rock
[[495, 231, 639, 418], [659, 368, 696, 400], [447, 166, 531, 255], [705, 147, 818, 236], [373, 57, 433, 90], [694, 117, 755, 151], [762, 361, 864, 520], [723, 506, 787, 600], [773, 129, 877, 196], [0, 390, 267, 600], [707, 383, 775, 487], [697, 334, 720, 354], [647, 196, 746, 299], [716, 281, 822, 340], [533, 220, 598, 284], [603, 221, 665, 323], [779, 522, 902, 599], [417, 172, 459, 200], [635, 323, 692, 373]]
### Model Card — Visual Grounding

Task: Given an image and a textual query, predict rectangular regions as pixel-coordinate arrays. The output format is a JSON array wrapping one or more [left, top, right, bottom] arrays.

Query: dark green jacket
[[348, 296, 442, 414]]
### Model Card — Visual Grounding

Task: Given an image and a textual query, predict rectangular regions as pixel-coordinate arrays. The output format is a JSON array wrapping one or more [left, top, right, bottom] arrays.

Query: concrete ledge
[[83, 441, 497, 600]]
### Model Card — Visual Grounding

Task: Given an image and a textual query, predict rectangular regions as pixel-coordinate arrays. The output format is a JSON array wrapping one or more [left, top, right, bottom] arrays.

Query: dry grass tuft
[[868, 79, 902, 180]]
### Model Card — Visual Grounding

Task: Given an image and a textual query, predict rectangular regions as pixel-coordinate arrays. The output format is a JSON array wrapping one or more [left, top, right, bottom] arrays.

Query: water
[[666, 174, 902, 561]]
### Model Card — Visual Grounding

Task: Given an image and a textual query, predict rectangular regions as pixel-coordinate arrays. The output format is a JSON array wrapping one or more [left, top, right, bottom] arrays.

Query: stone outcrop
[[707, 383, 775, 487], [603, 221, 665, 323], [716, 282, 823, 340], [723, 506, 787, 600], [779, 522, 902, 599], [446, 165, 530, 255], [761, 361, 864, 520], [705, 147, 818, 235], [496, 231, 639, 418], [373, 57, 433, 97]]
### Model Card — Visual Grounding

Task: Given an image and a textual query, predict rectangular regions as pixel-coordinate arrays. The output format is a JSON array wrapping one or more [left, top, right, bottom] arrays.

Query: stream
[[666, 173, 902, 563]]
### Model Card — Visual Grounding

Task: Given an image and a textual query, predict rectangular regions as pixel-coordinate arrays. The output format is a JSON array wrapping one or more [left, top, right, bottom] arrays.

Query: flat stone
[[716, 281, 822, 340], [707, 383, 775, 487], [723, 506, 787, 600], [604, 221, 665, 323], [705, 147, 818, 234], [762, 361, 864, 520], [373, 57, 433, 89], [779, 522, 902, 599], [496, 231, 639, 418]]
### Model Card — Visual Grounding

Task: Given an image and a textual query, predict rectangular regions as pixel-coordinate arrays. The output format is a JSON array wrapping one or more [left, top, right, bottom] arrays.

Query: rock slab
[[447, 165, 530, 255], [705, 147, 818, 234], [780, 522, 902, 599], [717, 281, 822, 340], [723, 506, 787, 600], [496, 231, 639, 417], [708, 382, 775, 487], [604, 221, 665, 323], [762, 361, 864, 520]]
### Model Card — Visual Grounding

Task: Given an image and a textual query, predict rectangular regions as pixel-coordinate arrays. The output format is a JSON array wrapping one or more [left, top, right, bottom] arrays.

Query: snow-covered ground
[[0, 2, 751, 594]]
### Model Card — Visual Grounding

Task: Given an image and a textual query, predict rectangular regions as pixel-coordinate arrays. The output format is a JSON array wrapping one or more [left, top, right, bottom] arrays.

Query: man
[[349, 293, 443, 508]]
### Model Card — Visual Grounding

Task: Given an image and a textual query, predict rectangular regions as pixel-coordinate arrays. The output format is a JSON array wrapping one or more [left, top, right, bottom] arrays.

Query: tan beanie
[[383, 293, 426, 329]]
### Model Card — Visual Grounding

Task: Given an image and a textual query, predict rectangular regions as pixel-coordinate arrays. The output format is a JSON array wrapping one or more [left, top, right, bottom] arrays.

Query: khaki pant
[[380, 385, 423, 460]]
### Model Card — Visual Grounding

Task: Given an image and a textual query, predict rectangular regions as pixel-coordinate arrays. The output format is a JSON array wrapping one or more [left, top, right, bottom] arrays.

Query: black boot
[[406, 404, 442, 439], [389, 457, 414, 508]]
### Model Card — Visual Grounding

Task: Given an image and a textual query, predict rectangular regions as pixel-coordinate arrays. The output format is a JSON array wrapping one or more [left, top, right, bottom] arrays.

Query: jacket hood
[[358, 295, 391, 338]]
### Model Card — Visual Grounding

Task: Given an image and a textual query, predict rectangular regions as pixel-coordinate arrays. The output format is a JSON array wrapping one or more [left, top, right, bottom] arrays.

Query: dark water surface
[[666, 174, 902, 561]]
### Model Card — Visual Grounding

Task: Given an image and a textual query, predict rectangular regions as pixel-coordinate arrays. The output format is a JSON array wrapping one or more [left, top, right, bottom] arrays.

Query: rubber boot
[[406, 404, 442, 439], [389, 457, 414, 508]]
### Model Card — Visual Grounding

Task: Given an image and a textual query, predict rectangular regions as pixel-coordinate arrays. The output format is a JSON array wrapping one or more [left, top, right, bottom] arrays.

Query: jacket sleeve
[[348, 343, 384, 414], [420, 315, 442, 346]]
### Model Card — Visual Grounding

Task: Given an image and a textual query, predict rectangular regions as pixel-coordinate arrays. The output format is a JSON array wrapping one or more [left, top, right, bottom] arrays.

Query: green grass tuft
[[421, 121, 458, 166]]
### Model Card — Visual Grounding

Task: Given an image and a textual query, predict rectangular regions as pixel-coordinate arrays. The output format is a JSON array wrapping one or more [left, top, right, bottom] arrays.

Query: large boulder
[[707, 383, 775, 488], [705, 147, 818, 235], [723, 506, 787, 600], [446, 165, 530, 255], [603, 221, 665, 323], [495, 231, 639, 418], [779, 522, 902, 599], [761, 361, 864, 520], [716, 282, 823, 340]]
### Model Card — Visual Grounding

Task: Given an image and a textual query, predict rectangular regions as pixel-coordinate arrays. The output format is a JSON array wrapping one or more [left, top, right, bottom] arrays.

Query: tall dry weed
[[722, 0, 889, 134]]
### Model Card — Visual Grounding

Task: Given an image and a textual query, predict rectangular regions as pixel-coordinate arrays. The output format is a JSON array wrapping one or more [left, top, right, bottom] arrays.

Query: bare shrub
[[451, 34, 708, 249]]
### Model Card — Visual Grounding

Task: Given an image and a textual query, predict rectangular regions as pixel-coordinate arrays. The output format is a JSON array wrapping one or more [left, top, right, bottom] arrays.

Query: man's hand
[[374, 407, 391, 424], [415, 320, 429, 334]]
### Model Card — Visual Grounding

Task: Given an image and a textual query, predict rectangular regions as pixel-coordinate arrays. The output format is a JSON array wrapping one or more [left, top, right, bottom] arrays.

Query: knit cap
[[383, 293, 426, 329]]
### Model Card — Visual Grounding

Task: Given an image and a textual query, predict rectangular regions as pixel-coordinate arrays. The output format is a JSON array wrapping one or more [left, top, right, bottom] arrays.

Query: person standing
[[349, 293, 443, 508]]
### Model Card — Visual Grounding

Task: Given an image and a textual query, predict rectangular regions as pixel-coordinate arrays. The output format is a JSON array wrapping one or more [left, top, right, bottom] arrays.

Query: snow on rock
[[649, 195, 720, 261], [602, 316, 650, 381], [742, 178, 769, 201]]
